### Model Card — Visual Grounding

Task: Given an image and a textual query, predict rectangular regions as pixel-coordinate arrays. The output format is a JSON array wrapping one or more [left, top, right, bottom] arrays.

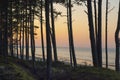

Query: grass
[[70, 66, 120, 80], [11, 63, 35, 80], [0, 56, 35, 80], [0, 56, 120, 80]]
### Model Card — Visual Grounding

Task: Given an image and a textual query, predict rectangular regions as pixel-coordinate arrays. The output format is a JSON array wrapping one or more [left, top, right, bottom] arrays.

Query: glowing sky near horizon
[[35, 0, 119, 48]]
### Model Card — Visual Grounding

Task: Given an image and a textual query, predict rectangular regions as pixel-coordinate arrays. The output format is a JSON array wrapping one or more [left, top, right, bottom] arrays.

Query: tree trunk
[[0, 9, 2, 55], [45, 0, 52, 79], [22, 9, 25, 60], [115, 1, 120, 72], [97, 0, 102, 67], [67, 0, 73, 67], [25, 0, 29, 60], [50, 0, 58, 62], [20, 22, 22, 59], [3, 0, 8, 61], [94, 0, 97, 41], [20, 1, 24, 60], [16, 0, 19, 58], [9, 1, 14, 57], [68, 0, 77, 68], [105, 0, 108, 69], [87, 0, 98, 67], [30, 0, 36, 72], [40, 0, 45, 62], [0, 1, 3, 55]]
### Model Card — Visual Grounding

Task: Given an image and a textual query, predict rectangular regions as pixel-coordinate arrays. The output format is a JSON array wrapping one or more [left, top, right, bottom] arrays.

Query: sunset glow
[[35, 0, 119, 48]]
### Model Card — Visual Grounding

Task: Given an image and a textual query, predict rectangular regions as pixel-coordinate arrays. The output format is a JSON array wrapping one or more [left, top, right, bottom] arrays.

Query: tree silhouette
[[115, 1, 120, 72], [29, 0, 36, 72], [35, 0, 45, 61], [66, 0, 73, 67], [40, 0, 45, 61], [67, 0, 77, 68], [2, 0, 9, 61], [87, 0, 98, 67], [105, 0, 108, 69], [97, 0, 102, 67], [0, 1, 120, 79], [45, 0, 52, 79], [25, 0, 29, 60], [94, 0, 97, 42], [16, 0, 19, 58], [8, 0, 14, 57], [50, 0, 58, 62]]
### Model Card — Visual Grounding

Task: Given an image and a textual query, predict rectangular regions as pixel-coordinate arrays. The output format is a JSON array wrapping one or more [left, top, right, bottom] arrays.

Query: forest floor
[[0, 56, 120, 80]]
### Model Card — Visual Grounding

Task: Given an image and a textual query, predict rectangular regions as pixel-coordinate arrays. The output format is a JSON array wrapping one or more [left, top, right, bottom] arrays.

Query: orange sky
[[35, 0, 119, 48]]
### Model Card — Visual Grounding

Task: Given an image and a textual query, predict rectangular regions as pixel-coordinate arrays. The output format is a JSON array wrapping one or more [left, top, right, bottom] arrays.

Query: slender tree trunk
[[94, 0, 97, 40], [25, 0, 29, 60], [20, 2, 24, 60], [22, 9, 25, 60], [0, 0, 8, 63], [3, 0, 8, 60], [20, 16, 22, 59], [19, 2, 22, 59], [0, 2, 4, 56], [0, 9, 2, 55], [50, 0, 58, 62], [16, 2, 19, 58], [15, 0, 19, 58], [40, 0, 45, 62], [115, 1, 120, 72], [30, 0, 36, 72], [9, 1, 14, 57], [105, 0, 108, 69], [97, 0, 102, 67], [87, 0, 98, 67], [68, 0, 77, 67], [93, 0, 98, 57], [27, 13, 30, 61], [45, 0, 52, 79], [20, 22, 22, 59], [67, 0, 73, 67]]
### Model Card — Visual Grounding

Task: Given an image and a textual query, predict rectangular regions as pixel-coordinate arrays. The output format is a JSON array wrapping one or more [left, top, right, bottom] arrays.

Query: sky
[[35, 0, 119, 48]]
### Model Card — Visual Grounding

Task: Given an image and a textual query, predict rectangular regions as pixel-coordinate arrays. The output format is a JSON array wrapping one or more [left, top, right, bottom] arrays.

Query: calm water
[[34, 47, 115, 69], [16, 47, 116, 69]]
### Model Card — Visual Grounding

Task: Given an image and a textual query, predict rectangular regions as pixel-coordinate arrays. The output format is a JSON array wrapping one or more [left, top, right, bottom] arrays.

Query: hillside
[[0, 56, 120, 80]]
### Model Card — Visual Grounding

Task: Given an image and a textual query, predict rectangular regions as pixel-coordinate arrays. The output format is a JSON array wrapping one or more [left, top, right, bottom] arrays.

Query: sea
[[15, 47, 116, 70], [35, 47, 115, 69]]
